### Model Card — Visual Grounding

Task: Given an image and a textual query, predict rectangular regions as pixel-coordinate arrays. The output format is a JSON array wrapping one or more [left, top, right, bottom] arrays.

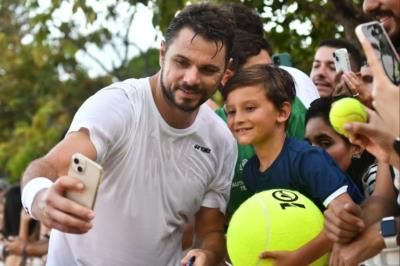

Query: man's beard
[[160, 70, 208, 113]]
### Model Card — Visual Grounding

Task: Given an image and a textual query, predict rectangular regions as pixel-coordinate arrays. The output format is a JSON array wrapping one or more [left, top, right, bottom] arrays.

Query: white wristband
[[21, 177, 53, 220]]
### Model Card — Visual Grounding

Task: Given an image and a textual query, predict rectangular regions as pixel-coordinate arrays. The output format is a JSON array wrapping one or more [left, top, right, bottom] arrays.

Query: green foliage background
[[0, 0, 369, 183]]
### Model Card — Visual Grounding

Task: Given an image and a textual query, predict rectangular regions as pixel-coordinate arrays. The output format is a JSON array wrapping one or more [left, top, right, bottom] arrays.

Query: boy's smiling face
[[225, 85, 282, 146]]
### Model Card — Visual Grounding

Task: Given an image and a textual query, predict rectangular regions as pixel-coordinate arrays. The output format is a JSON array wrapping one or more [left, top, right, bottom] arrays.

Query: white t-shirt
[[46, 78, 237, 266]]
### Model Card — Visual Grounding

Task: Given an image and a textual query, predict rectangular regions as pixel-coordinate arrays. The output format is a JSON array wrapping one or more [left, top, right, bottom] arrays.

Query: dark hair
[[229, 30, 273, 71], [220, 3, 273, 71], [305, 96, 344, 131], [222, 64, 296, 108], [318, 39, 364, 71], [221, 2, 264, 36], [164, 3, 235, 63], [3, 185, 21, 236]]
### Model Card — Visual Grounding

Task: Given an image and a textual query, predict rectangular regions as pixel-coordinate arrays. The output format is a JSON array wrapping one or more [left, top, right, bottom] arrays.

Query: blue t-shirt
[[243, 136, 364, 211]]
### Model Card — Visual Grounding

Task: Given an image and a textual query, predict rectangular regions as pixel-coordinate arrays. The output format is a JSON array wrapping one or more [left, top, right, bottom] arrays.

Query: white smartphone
[[355, 21, 400, 85], [66, 153, 103, 209], [333, 48, 351, 72]]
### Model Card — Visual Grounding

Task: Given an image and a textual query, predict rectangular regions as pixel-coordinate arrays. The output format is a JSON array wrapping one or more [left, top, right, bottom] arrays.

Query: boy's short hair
[[222, 64, 296, 109], [164, 3, 235, 63]]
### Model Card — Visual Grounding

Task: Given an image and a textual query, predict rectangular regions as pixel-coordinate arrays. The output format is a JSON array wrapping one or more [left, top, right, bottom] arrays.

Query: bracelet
[[21, 177, 53, 220]]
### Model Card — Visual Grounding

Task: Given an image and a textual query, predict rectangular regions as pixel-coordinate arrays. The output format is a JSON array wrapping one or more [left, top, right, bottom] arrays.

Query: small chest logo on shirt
[[194, 144, 211, 154]]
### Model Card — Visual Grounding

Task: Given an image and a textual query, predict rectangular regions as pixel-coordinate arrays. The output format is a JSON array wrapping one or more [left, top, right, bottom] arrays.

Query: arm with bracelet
[[21, 129, 97, 234]]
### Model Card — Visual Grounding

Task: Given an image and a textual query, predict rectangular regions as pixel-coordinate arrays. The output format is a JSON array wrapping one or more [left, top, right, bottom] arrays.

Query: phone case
[[333, 48, 351, 72], [355, 21, 400, 85], [66, 153, 103, 209], [272, 53, 292, 67]]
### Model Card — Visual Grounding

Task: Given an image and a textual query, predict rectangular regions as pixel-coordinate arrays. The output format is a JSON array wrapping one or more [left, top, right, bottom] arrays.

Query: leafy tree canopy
[[0, 0, 369, 183]]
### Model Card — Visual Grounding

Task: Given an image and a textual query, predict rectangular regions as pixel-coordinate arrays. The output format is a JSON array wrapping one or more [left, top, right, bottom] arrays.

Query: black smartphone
[[355, 21, 400, 85]]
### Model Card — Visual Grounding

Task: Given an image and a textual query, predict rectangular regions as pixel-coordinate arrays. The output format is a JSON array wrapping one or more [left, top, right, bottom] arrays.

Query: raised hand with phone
[[341, 69, 374, 108], [355, 21, 400, 139], [21, 130, 98, 235], [326, 26, 400, 265], [65, 153, 103, 210], [325, 1, 400, 265], [332, 48, 364, 99], [355, 21, 400, 86]]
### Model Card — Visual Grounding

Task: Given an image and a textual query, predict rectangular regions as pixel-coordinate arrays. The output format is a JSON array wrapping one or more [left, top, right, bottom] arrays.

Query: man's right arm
[[22, 129, 97, 234]]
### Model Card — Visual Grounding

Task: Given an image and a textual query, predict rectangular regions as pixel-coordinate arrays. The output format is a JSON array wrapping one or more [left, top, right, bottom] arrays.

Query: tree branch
[[121, 7, 138, 67], [81, 46, 114, 76]]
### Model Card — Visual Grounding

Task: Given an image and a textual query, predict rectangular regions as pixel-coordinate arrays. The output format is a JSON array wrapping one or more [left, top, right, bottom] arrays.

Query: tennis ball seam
[[227, 189, 328, 266], [255, 194, 270, 266]]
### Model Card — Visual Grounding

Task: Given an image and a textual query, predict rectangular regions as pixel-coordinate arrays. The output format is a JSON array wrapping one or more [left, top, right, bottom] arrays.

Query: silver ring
[[352, 92, 360, 97]]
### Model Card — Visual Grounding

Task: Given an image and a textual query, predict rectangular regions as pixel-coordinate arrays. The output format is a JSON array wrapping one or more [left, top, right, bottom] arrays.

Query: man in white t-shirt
[[20, 3, 237, 266]]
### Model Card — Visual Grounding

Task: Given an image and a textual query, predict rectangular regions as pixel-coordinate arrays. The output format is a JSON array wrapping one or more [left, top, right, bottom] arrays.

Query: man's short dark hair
[[164, 3, 235, 63], [220, 2, 275, 72], [229, 30, 274, 72], [318, 39, 364, 71], [221, 2, 264, 36]]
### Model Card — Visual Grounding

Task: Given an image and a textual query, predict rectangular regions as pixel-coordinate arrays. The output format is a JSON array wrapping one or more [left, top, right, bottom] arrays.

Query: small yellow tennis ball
[[227, 189, 328, 266], [329, 97, 368, 137]]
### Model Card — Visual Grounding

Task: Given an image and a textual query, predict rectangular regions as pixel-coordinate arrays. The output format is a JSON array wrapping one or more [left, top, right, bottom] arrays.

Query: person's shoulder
[[285, 137, 332, 163], [101, 77, 149, 95], [279, 66, 306, 77], [285, 136, 313, 153], [214, 106, 227, 122], [200, 104, 228, 128], [199, 104, 235, 144], [92, 77, 150, 105], [279, 66, 319, 108]]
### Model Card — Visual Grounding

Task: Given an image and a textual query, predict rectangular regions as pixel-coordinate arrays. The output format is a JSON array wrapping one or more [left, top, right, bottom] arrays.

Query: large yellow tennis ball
[[227, 189, 328, 266], [329, 97, 367, 137]]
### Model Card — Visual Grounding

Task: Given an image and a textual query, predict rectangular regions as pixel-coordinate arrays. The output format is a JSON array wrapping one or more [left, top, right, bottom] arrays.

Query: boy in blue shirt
[[222, 64, 364, 265]]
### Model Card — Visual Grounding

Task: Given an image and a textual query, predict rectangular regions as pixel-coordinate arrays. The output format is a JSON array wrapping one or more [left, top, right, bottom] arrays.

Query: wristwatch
[[380, 216, 398, 248]]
